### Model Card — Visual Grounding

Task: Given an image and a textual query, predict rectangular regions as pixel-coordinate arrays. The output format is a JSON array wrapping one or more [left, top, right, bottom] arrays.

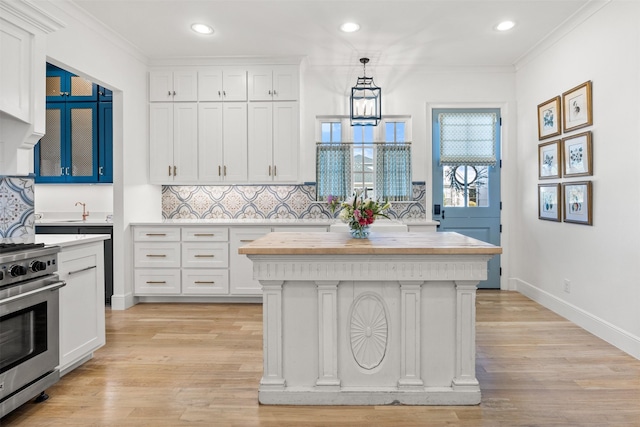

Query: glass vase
[[349, 225, 370, 239]]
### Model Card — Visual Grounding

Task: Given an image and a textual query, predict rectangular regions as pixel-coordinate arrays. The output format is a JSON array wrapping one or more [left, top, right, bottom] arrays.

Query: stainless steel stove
[[0, 242, 65, 418]]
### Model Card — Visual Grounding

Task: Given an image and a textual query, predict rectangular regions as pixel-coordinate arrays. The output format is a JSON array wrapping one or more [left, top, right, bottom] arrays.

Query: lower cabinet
[[133, 224, 327, 299], [58, 241, 106, 375]]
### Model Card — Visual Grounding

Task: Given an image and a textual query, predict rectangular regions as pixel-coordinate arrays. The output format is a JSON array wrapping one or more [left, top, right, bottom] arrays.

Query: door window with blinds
[[438, 111, 498, 207], [316, 116, 412, 202]]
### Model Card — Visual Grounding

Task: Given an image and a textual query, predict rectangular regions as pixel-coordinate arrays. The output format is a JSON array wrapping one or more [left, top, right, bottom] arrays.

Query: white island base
[[239, 232, 501, 406]]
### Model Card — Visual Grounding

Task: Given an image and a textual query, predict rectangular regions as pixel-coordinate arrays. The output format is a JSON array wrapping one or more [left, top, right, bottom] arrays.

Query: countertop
[[1, 234, 110, 248], [130, 218, 439, 227], [238, 231, 501, 256], [36, 220, 113, 226]]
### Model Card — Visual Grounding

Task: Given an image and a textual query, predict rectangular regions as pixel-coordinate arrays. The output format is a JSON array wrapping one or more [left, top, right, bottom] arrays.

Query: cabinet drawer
[[182, 227, 228, 242], [133, 226, 180, 242], [182, 269, 229, 295], [134, 269, 180, 294], [182, 242, 228, 268], [134, 242, 181, 268]]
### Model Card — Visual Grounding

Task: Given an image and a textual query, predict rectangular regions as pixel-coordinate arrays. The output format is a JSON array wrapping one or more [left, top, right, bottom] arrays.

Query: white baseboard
[[110, 292, 135, 310], [513, 278, 640, 360]]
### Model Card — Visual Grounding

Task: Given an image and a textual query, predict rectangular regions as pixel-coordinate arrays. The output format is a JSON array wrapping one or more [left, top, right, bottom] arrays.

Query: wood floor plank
[[2, 291, 639, 426]]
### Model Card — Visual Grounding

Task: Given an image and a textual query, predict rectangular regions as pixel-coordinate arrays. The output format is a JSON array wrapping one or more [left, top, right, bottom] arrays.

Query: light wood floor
[[3, 291, 640, 426]]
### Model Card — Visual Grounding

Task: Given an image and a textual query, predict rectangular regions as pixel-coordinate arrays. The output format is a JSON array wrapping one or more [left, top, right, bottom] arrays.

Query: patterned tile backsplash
[[0, 176, 35, 238], [162, 183, 427, 220]]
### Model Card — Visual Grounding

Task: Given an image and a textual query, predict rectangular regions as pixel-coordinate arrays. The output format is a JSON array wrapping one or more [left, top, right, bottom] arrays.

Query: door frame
[[426, 102, 511, 291]]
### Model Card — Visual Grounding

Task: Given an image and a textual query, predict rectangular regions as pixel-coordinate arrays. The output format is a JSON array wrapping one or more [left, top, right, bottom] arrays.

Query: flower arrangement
[[327, 195, 342, 214], [338, 190, 391, 238]]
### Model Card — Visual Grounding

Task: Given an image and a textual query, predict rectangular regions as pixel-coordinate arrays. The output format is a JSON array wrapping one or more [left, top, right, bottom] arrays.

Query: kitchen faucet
[[75, 202, 89, 221]]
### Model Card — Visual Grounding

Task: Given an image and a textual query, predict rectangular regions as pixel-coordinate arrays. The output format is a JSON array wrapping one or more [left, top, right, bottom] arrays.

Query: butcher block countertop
[[238, 231, 502, 256]]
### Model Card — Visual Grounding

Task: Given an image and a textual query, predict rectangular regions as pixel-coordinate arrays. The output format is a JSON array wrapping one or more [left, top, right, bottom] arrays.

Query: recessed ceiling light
[[496, 21, 515, 31], [191, 23, 214, 35], [340, 22, 360, 33]]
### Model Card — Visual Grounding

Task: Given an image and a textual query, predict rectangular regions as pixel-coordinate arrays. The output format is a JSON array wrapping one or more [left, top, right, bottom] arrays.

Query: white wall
[[34, 184, 113, 218], [513, 1, 640, 358], [35, 0, 161, 309]]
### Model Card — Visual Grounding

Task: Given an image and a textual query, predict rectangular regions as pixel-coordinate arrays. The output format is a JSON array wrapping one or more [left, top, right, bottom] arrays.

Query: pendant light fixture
[[350, 58, 381, 126]]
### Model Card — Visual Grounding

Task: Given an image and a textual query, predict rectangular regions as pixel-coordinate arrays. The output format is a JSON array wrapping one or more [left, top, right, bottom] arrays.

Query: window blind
[[439, 112, 497, 166]]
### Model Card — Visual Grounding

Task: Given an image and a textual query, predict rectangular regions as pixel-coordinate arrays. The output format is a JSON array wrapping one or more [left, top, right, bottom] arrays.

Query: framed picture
[[563, 181, 593, 225], [562, 81, 592, 132], [538, 139, 561, 179], [563, 131, 593, 177], [539, 184, 561, 221], [537, 96, 561, 140]]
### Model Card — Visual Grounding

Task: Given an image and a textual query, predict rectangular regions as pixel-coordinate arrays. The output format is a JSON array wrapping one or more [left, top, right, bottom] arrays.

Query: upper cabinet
[[149, 69, 198, 102], [35, 64, 112, 184], [46, 63, 98, 102], [198, 68, 247, 102], [248, 65, 299, 101], [0, 0, 63, 175]]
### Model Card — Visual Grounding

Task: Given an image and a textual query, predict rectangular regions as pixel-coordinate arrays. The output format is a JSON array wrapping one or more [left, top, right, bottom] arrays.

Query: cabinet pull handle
[[268, 90, 272, 95], [173, 91, 176, 96], [147, 281, 166, 284], [194, 281, 215, 284], [274, 165, 277, 176], [167, 91, 171, 96], [224, 165, 227, 176], [145, 233, 167, 236], [218, 165, 221, 176], [168, 165, 171, 176], [194, 254, 215, 258], [68, 265, 97, 275], [60, 167, 65, 176], [268, 165, 271, 176], [218, 90, 221, 96], [146, 254, 167, 258], [173, 165, 177, 176], [66, 167, 70, 175], [223, 91, 226, 96], [194, 233, 214, 236], [273, 89, 277, 95], [240, 239, 254, 243], [99, 166, 104, 175]]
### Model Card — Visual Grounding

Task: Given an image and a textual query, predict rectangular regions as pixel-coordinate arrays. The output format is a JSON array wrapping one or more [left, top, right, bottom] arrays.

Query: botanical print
[[541, 146, 557, 176], [568, 93, 586, 123], [542, 191, 557, 214], [568, 143, 584, 171], [567, 186, 585, 216], [542, 107, 556, 131]]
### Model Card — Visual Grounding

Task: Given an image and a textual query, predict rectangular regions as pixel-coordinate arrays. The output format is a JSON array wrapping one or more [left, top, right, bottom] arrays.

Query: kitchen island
[[239, 231, 501, 405]]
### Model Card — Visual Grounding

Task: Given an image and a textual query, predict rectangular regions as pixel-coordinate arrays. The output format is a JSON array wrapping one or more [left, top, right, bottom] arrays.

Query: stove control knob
[[9, 265, 27, 277], [30, 261, 47, 272]]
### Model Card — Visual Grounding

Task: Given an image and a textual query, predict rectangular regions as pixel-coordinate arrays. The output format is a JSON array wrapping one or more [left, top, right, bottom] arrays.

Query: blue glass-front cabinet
[[35, 64, 112, 183]]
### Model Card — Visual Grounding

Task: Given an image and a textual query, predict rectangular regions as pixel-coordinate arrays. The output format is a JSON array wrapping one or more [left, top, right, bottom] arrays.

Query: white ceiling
[[70, 0, 593, 67]]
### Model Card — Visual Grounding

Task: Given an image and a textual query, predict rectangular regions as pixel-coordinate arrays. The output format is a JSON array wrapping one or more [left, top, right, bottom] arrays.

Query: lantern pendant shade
[[350, 58, 381, 126]]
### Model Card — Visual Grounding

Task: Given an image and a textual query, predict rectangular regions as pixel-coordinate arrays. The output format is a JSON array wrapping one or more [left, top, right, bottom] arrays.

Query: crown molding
[[0, 0, 65, 33]]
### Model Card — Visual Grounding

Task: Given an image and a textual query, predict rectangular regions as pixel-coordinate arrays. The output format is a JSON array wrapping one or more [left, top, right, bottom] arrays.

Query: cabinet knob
[[223, 91, 226, 96], [273, 90, 277, 95], [167, 91, 171, 96], [173, 91, 176, 96], [268, 90, 272, 95], [218, 90, 221, 97]]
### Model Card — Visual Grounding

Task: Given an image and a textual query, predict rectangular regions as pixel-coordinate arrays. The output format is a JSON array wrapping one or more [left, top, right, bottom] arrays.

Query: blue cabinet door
[[98, 102, 113, 183]]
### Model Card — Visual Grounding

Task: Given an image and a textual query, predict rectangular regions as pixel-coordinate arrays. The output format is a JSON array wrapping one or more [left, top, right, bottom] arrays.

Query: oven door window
[[0, 302, 48, 374]]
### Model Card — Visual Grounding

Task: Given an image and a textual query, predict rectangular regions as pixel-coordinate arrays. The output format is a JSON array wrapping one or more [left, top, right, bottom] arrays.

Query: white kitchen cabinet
[[149, 69, 198, 102], [0, 1, 61, 175], [248, 101, 298, 182], [198, 67, 247, 101], [248, 65, 299, 101], [149, 102, 199, 183], [182, 269, 229, 295], [134, 269, 181, 295], [58, 241, 106, 375], [198, 102, 248, 182], [229, 227, 271, 295]]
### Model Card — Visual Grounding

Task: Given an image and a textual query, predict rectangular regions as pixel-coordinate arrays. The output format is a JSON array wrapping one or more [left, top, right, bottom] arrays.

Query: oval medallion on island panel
[[349, 294, 388, 370]]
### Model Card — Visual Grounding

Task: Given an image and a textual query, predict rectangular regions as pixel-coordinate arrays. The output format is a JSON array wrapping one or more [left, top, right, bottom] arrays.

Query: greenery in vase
[[338, 190, 391, 231]]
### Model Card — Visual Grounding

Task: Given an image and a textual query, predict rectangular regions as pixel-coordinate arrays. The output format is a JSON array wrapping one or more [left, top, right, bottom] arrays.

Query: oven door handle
[[0, 281, 66, 305]]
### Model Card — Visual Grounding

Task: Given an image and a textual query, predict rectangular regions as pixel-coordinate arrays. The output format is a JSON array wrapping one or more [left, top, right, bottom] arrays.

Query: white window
[[316, 116, 412, 201]]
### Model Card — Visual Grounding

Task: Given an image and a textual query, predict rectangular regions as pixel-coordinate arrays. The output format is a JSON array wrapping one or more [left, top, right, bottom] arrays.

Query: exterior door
[[432, 108, 501, 289]]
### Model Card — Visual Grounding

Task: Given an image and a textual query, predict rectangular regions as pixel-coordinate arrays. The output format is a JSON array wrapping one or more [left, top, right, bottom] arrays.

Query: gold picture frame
[[537, 96, 561, 140], [539, 183, 561, 222], [562, 131, 593, 177], [563, 181, 593, 225], [538, 139, 561, 179], [562, 81, 592, 132]]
